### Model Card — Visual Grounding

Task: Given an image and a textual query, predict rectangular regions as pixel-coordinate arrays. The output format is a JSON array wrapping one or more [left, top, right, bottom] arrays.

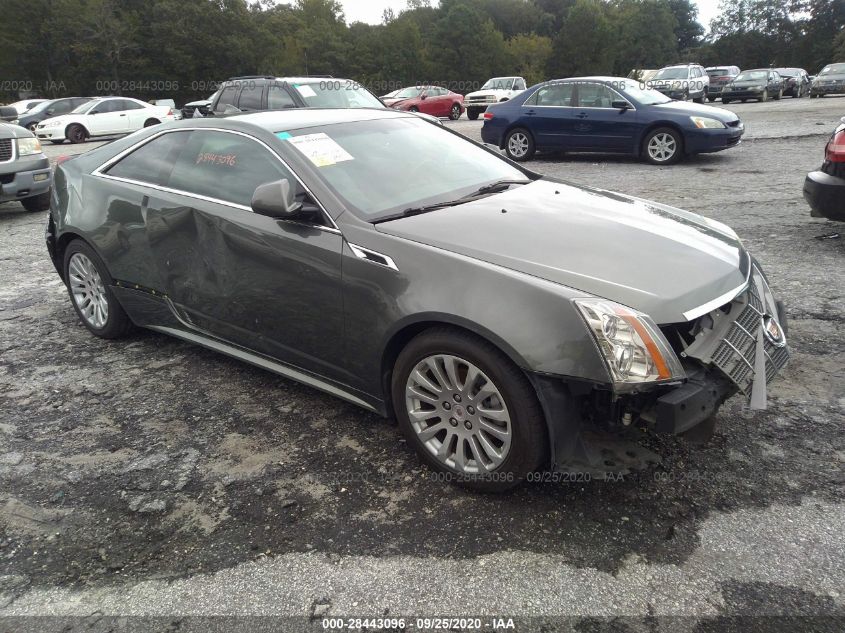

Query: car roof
[[547, 76, 631, 83], [207, 107, 415, 133]]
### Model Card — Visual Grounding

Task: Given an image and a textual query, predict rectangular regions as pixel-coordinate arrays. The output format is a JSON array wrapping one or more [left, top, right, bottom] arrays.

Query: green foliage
[[0, 0, 842, 103]]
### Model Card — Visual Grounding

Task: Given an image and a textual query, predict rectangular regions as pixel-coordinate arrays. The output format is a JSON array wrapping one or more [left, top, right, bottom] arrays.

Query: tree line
[[0, 0, 843, 105]]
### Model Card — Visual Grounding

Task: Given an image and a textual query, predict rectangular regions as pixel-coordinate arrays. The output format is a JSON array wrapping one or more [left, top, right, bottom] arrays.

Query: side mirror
[[420, 93, 428, 100], [45, 109, 54, 115], [251, 179, 302, 218], [612, 100, 632, 110], [89, 110, 100, 115]]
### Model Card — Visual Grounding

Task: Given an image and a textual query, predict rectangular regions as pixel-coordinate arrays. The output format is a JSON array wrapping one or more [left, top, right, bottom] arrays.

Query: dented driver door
[[143, 129, 346, 382]]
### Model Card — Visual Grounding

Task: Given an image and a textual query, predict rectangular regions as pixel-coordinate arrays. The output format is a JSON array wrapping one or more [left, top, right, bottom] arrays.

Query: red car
[[383, 86, 464, 120]]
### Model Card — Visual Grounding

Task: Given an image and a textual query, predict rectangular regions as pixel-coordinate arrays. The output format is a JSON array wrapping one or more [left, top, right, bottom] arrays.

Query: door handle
[[575, 112, 588, 119], [119, 113, 126, 116], [526, 109, 536, 115]]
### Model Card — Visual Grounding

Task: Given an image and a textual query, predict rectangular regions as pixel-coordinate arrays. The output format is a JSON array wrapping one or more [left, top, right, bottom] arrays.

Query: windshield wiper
[[466, 179, 531, 197], [372, 180, 531, 224]]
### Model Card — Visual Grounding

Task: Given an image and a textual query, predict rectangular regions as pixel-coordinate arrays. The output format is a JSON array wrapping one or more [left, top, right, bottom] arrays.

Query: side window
[[238, 84, 264, 110], [104, 131, 190, 186], [533, 84, 573, 106], [515, 79, 526, 90], [576, 83, 615, 108], [166, 131, 294, 208], [52, 100, 72, 115], [215, 85, 239, 111], [268, 84, 296, 109], [92, 100, 117, 114]]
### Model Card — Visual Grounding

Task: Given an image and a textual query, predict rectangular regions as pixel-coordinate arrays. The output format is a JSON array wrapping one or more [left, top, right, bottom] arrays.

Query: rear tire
[[449, 103, 461, 120], [391, 328, 548, 492], [504, 128, 535, 161], [774, 89, 782, 100], [722, 98, 731, 104], [63, 240, 134, 339], [21, 191, 50, 212]]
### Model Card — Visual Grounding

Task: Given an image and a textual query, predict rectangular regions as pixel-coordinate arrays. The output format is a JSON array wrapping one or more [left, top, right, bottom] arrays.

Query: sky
[[337, 0, 724, 31]]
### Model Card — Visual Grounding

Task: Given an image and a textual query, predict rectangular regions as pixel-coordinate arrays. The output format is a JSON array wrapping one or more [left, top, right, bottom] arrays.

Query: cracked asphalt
[[0, 96, 843, 632]]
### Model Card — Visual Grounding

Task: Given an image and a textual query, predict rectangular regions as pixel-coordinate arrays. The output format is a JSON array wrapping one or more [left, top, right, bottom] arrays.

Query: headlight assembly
[[16, 137, 42, 156], [575, 298, 685, 388], [690, 116, 726, 129]]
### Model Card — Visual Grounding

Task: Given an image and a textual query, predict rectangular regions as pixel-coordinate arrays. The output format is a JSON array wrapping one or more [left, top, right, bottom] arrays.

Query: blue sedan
[[480, 76, 744, 165]]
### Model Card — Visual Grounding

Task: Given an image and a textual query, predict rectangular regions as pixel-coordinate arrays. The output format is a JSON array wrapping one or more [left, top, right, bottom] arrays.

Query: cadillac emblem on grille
[[682, 266, 790, 408]]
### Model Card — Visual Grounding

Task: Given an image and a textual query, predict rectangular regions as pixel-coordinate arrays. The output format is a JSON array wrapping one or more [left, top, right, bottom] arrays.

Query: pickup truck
[[0, 122, 52, 212], [464, 76, 528, 120]]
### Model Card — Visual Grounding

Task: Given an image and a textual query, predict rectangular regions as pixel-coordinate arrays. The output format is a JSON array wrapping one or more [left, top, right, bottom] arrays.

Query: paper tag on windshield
[[296, 84, 317, 98], [287, 133, 353, 167]]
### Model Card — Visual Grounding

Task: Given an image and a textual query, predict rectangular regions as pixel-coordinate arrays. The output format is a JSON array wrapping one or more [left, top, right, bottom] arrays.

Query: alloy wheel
[[507, 132, 529, 158], [68, 252, 109, 328], [647, 133, 677, 162], [405, 354, 512, 474]]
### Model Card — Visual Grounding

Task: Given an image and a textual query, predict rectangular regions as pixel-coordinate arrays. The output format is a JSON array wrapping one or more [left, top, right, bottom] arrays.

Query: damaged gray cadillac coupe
[[46, 109, 789, 491]]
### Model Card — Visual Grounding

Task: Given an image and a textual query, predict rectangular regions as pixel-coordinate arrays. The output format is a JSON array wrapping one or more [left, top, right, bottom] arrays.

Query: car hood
[[383, 98, 413, 107], [375, 179, 747, 324], [649, 100, 739, 123], [0, 121, 34, 139], [816, 74, 845, 82], [466, 90, 502, 98], [184, 99, 211, 107], [38, 115, 72, 126]]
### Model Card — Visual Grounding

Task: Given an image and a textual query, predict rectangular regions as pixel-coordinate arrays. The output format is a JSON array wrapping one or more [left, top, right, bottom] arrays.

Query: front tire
[[467, 109, 480, 120], [21, 191, 50, 212], [66, 124, 87, 144], [504, 128, 535, 161], [642, 127, 682, 165], [722, 98, 731, 104], [392, 328, 548, 492], [774, 89, 782, 100], [63, 240, 133, 339]]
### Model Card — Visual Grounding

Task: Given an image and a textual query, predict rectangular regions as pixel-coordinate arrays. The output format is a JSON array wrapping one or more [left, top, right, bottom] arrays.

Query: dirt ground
[[0, 96, 843, 632]]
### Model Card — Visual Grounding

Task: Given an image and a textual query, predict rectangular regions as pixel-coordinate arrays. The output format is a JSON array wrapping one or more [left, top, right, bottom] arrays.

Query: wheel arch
[[144, 118, 161, 127], [54, 231, 102, 281], [64, 122, 89, 142], [380, 316, 532, 418], [636, 121, 686, 156]]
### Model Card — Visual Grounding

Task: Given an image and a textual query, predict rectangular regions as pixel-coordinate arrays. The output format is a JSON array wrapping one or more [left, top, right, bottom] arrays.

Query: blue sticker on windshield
[[276, 132, 292, 140]]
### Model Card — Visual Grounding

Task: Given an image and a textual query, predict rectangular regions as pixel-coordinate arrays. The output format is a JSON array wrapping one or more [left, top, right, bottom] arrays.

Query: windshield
[[290, 81, 383, 108], [481, 77, 514, 90], [653, 68, 689, 80], [393, 87, 423, 99], [619, 82, 671, 105], [72, 100, 98, 114], [820, 63, 845, 75], [279, 117, 525, 220], [707, 68, 732, 76], [735, 71, 767, 81], [26, 100, 54, 114]]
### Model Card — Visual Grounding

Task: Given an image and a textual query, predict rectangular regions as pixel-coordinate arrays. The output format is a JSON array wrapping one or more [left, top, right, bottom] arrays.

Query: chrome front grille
[[0, 139, 13, 163], [683, 266, 789, 397]]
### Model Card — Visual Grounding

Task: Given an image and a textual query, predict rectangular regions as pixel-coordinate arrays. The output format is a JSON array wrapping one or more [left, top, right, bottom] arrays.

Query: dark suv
[[15, 97, 93, 131], [209, 76, 384, 115]]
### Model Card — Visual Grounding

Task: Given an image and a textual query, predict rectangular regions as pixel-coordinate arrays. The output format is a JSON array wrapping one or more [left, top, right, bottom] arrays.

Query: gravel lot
[[1, 97, 843, 631]]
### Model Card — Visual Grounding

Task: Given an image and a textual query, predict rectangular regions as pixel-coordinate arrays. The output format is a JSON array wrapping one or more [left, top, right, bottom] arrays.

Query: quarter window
[[166, 131, 295, 208], [104, 131, 191, 186], [215, 86, 238, 111]]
